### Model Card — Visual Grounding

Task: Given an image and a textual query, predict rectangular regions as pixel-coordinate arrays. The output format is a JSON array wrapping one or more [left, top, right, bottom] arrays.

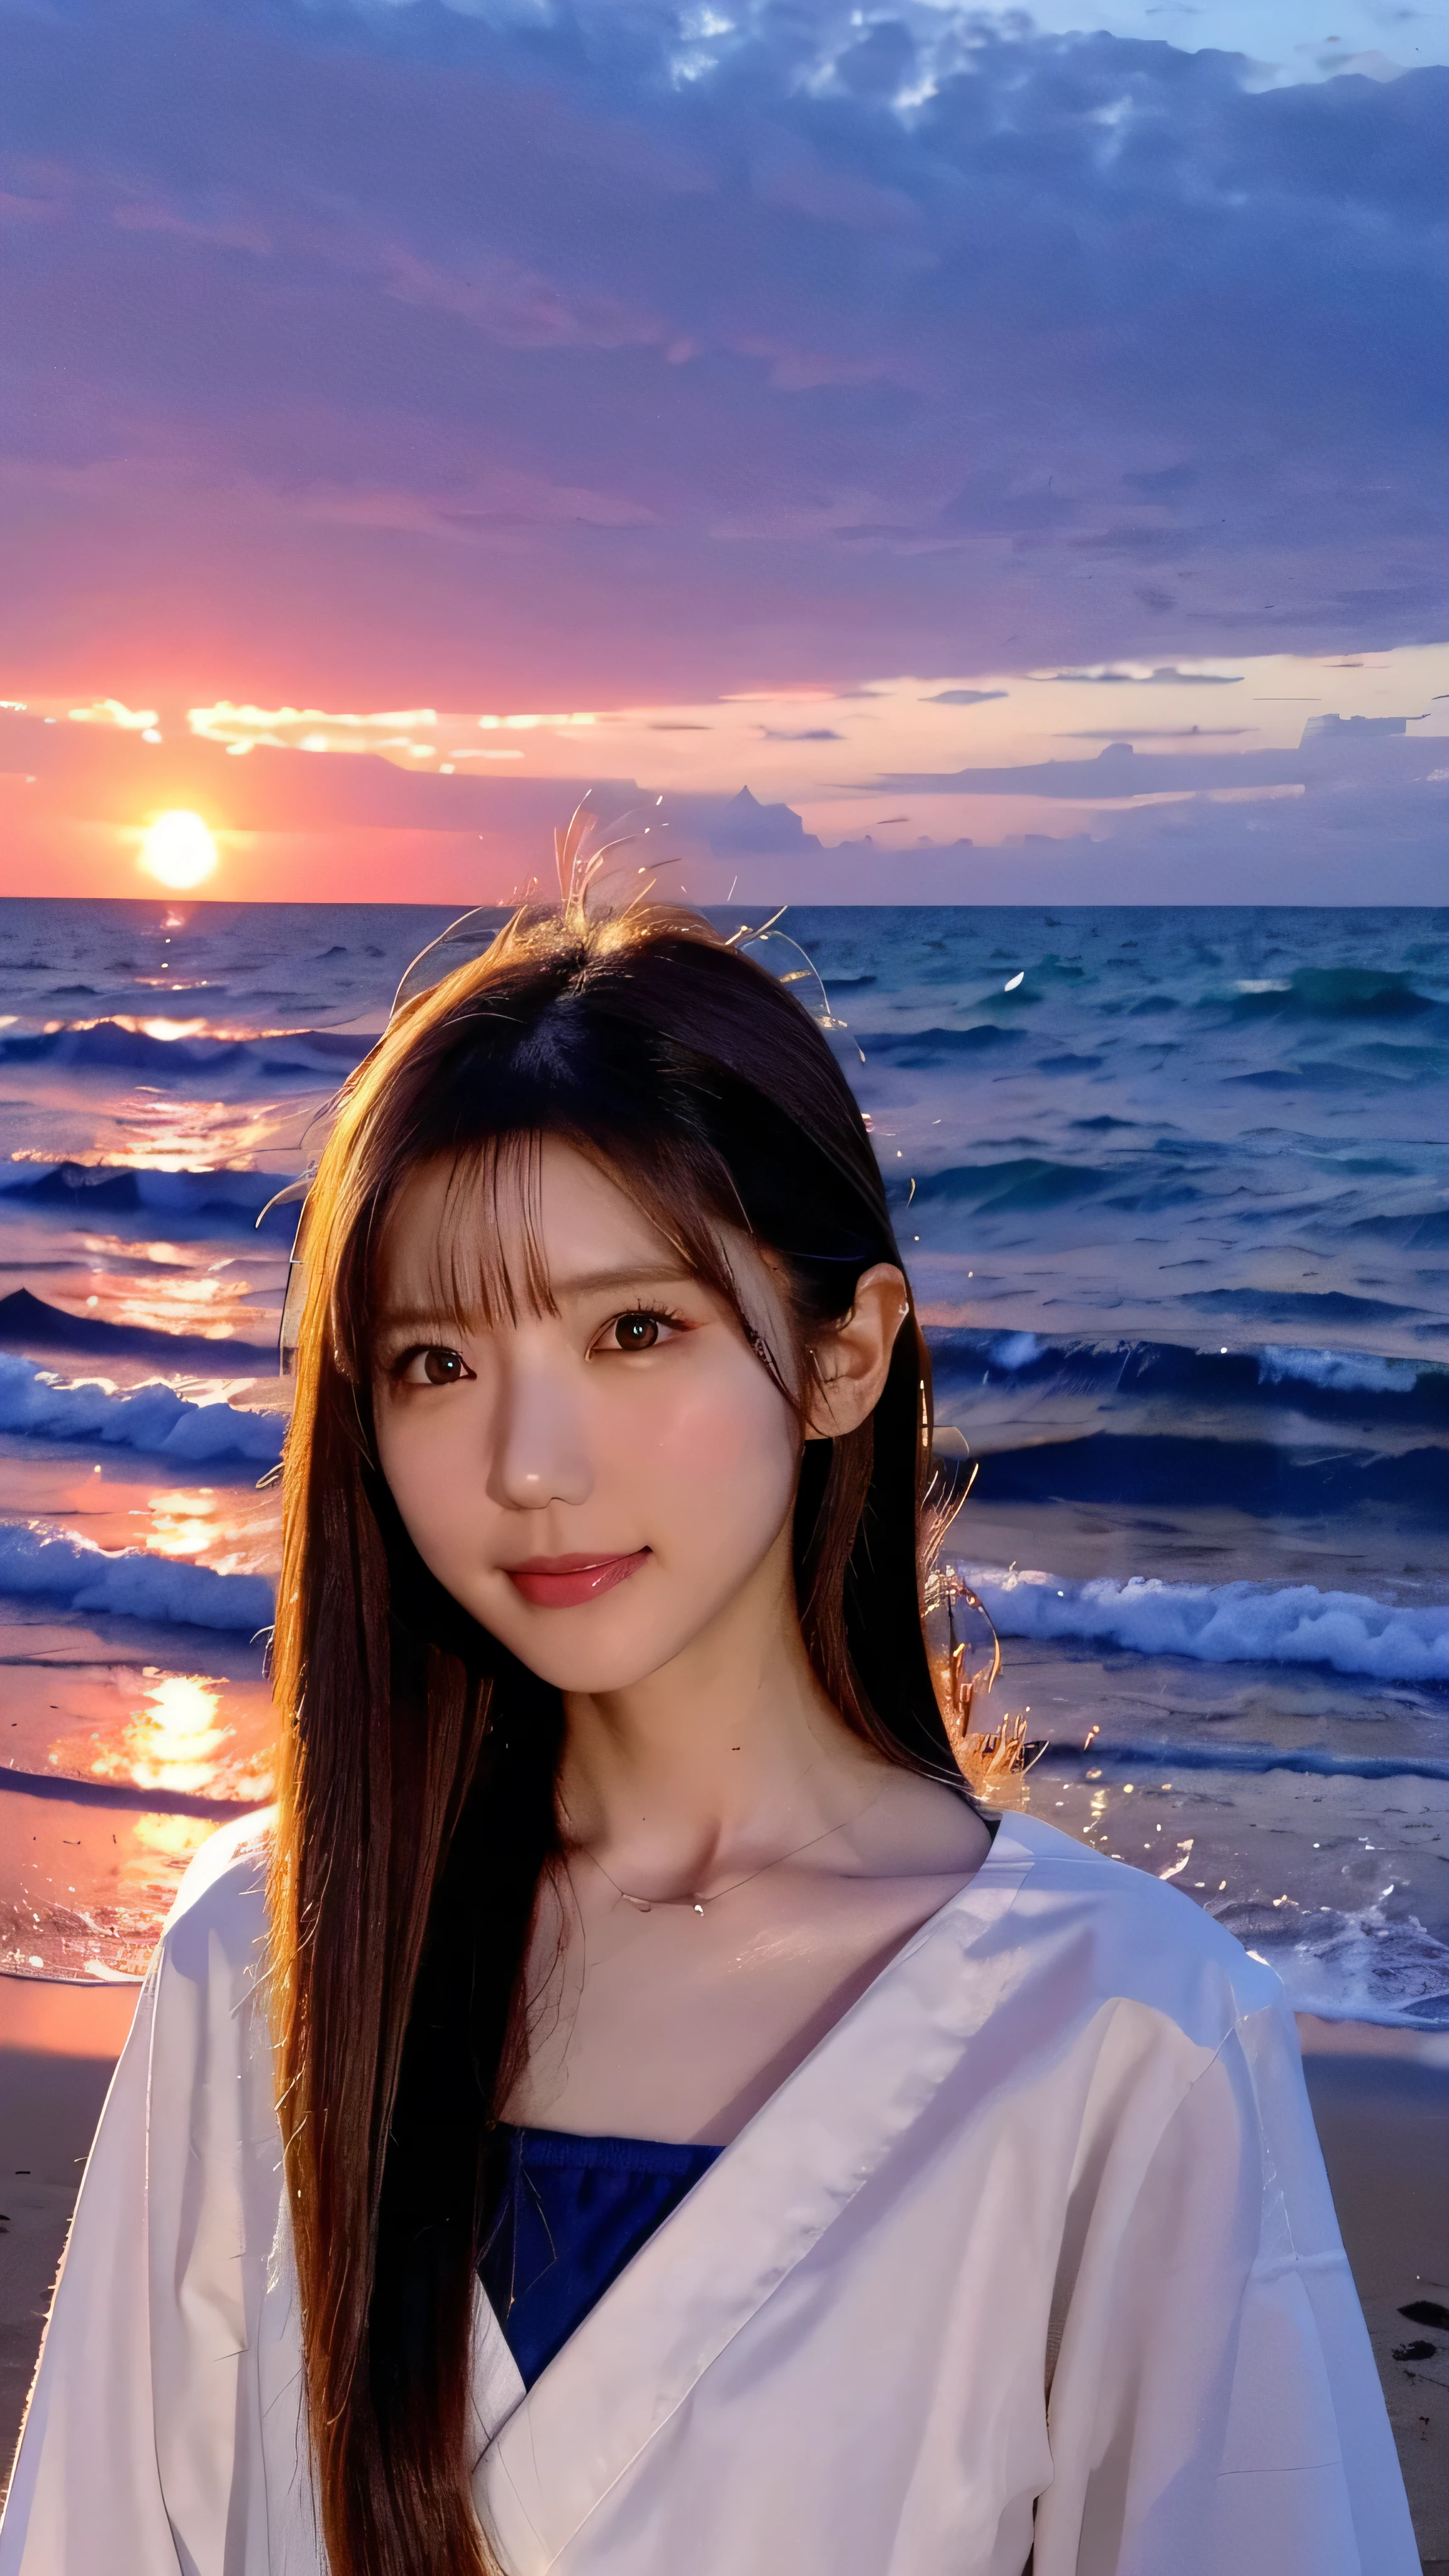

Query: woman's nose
[[486, 1365, 592, 1511]]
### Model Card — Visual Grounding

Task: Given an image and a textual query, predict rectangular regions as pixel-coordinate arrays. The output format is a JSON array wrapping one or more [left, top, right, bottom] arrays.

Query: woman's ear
[[804, 1263, 911, 1441]]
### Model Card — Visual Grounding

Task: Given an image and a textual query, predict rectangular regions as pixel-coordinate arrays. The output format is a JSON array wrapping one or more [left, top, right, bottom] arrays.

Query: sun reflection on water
[[78, 1233, 210, 1269], [126, 1811, 213, 1874], [119, 1675, 228, 1794], [139, 1489, 224, 1558], [86, 1269, 262, 1340], [126, 1482, 280, 1577], [86, 1670, 275, 1806], [113, 1092, 301, 1169]]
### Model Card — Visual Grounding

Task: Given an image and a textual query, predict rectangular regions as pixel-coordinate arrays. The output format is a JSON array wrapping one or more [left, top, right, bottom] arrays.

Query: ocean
[[1, 897, 1446, 2027]]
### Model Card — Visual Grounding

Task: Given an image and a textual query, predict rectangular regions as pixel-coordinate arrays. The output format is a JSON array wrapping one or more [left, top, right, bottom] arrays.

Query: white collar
[[474, 1818, 1040, 2572]]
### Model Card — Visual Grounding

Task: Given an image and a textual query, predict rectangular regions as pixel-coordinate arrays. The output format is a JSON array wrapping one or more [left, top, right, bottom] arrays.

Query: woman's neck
[[555, 1524, 890, 1901]]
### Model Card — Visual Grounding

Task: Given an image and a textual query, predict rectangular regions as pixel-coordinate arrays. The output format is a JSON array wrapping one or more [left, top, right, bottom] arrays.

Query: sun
[[138, 811, 219, 891]]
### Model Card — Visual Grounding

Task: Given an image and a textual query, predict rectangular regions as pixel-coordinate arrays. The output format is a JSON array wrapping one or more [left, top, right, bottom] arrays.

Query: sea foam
[[958, 1562, 1449, 1682], [0, 1159, 296, 1232], [0, 1023, 368, 1077], [1265, 1900, 1449, 2030], [0, 1523, 274, 1631], [1257, 1345, 1421, 1396], [0, 1352, 284, 1464]]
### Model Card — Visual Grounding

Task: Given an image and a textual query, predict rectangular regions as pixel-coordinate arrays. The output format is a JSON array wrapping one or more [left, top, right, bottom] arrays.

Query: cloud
[[2, 1, 1448, 714], [1063, 724, 1253, 737], [1041, 667, 1246, 685], [925, 689, 1009, 705], [378, 246, 669, 356], [869, 722, 1449, 797], [67, 699, 158, 729], [187, 702, 599, 758]]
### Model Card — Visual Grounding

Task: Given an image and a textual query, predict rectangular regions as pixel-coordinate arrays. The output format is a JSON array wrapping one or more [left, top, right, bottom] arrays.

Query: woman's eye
[[399, 1345, 471, 1385], [607, 1311, 666, 1353]]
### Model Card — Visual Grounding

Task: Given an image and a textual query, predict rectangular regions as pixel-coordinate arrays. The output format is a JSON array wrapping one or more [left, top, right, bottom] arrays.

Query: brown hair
[[269, 900, 976, 2576]]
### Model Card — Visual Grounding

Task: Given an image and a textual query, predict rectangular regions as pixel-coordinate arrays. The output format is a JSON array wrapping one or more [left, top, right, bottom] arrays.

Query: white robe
[[0, 1807, 1419, 2576]]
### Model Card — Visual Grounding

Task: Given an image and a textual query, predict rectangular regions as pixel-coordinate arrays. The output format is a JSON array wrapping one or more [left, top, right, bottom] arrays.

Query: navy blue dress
[[479, 2124, 723, 2390]]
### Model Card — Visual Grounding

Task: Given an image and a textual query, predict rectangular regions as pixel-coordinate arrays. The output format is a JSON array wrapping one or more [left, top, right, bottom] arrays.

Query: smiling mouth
[[504, 1550, 651, 1609]]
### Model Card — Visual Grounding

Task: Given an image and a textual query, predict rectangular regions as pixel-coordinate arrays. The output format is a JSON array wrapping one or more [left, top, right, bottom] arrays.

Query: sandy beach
[[0, 1980, 1445, 2562], [1294, 2018, 1449, 2570]]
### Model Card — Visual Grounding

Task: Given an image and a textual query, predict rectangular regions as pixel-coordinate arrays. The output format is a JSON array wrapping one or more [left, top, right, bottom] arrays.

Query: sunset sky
[[4, 0, 1447, 902]]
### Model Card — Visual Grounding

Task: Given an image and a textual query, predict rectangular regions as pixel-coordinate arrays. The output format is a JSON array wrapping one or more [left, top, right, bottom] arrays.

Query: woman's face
[[371, 1140, 808, 1694]]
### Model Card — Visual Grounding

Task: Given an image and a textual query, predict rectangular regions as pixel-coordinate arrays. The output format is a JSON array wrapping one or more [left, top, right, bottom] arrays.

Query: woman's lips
[[504, 1550, 650, 1609]]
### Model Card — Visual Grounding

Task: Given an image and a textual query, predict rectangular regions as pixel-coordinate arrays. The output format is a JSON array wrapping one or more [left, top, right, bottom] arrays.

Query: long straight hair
[[269, 901, 971, 2576]]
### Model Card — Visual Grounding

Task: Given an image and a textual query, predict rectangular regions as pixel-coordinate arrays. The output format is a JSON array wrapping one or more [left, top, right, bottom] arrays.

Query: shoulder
[[153, 1806, 275, 1990], [980, 1809, 1285, 2056]]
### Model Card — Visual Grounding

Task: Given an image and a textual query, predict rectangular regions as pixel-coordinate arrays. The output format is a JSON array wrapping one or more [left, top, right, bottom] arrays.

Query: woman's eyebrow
[[372, 1268, 695, 1338], [372, 1306, 461, 1338], [550, 1263, 697, 1300]]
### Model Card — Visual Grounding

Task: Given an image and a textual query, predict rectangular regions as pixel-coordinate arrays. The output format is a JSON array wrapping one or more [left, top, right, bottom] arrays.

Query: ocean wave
[[982, 1331, 1045, 1371], [1352, 1206, 1449, 1251], [1195, 1286, 1423, 1328], [1224, 966, 1438, 1023], [862, 1024, 1027, 1062], [1227, 1060, 1403, 1094], [1249, 1901, 1449, 2031], [1, 1160, 297, 1232], [1047, 1737, 1449, 1782], [969, 1430, 1449, 1516], [1256, 1345, 1421, 1396], [928, 1327, 1449, 1423], [907, 1158, 1111, 1213], [0, 1352, 284, 1463], [0, 1289, 277, 1371], [0, 1022, 369, 1077], [0, 1523, 274, 1631], [958, 1562, 1449, 1682]]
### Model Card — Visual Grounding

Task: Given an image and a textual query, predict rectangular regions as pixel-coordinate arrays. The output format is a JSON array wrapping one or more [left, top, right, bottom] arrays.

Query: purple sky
[[2, 1, 1446, 897]]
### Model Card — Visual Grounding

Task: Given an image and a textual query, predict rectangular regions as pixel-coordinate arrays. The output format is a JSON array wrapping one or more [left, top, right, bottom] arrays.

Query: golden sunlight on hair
[[926, 1560, 1037, 1810]]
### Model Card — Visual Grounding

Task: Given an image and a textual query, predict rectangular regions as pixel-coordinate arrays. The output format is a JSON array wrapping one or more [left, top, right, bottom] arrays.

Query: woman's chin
[[486, 1601, 716, 1699]]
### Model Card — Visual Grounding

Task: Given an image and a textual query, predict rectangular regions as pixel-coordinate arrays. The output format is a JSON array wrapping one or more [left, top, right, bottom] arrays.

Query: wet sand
[[0, 1978, 136, 2504], [1296, 2018, 1449, 2571], [2, 1980, 1447, 2564]]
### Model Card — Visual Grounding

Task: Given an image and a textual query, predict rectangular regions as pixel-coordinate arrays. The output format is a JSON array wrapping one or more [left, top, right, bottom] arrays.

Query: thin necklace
[[571, 1786, 887, 1919]]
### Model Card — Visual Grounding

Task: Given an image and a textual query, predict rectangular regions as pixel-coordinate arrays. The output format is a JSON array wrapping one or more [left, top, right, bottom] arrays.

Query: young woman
[[1, 894, 1416, 2576]]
